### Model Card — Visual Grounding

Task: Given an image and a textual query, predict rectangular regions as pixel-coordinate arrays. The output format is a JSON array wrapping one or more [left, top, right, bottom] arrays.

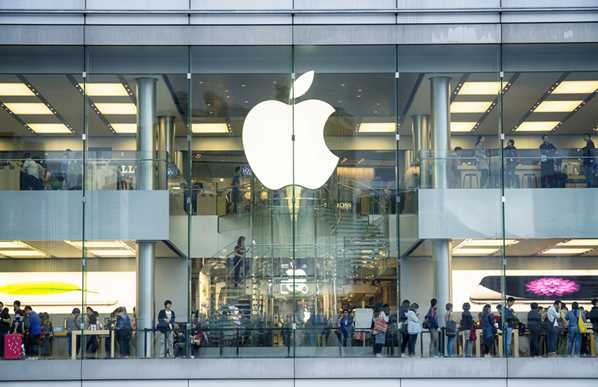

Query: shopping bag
[[3, 333, 23, 360]]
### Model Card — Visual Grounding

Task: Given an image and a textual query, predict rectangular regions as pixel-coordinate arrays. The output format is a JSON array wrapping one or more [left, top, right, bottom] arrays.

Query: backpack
[[445, 313, 457, 336]]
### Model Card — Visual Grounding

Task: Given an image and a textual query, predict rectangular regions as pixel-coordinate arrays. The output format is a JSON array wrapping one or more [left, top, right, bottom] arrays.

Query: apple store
[[1, 43, 598, 360]]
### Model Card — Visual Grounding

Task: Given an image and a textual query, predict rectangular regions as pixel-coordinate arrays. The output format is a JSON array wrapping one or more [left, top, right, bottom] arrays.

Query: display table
[[71, 329, 114, 359]]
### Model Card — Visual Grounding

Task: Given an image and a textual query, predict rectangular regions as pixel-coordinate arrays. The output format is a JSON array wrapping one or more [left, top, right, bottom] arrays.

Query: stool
[[522, 173, 538, 188], [462, 173, 480, 189]]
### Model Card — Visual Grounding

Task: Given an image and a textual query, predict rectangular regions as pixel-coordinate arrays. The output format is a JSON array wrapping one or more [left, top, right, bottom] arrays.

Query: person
[[581, 133, 595, 187], [546, 300, 561, 356], [338, 309, 353, 347], [527, 303, 542, 357], [115, 307, 132, 358], [157, 300, 175, 358], [460, 302, 474, 357], [589, 298, 598, 357], [24, 305, 41, 358], [65, 308, 82, 357], [64, 149, 82, 190], [504, 297, 517, 357], [424, 298, 440, 357], [0, 306, 11, 358], [474, 136, 490, 188], [566, 302, 585, 356], [85, 306, 99, 356], [406, 303, 421, 357], [386, 312, 399, 356], [449, 146, 464, 188], [481, 304, 495, 357], [539, 135, 557, 188], [558, 302, 569, 355], [39, 312, 54, 357], [372, 307, 387, 357], [504, 139, 518, 188], [13, 300, 22, 315], [398, 299, 410, 355], [21, 153, 44, 190], [444, 303, 457, 357], [232, 236, 246, 286], [231, 166, 241, 214]]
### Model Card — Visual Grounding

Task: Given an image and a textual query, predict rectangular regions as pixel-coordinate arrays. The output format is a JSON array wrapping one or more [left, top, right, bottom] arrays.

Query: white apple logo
[[242, 71, 338, 190]]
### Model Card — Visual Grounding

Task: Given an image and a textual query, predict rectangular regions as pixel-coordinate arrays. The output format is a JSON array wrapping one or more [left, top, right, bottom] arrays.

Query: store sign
[[242, 71, 338, 190], [280, 268, 309, 295]]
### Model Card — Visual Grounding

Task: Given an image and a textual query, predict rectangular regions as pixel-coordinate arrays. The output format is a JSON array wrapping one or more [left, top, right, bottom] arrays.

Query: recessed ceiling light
[[88, 249, 135, 257], [456, 239, 519, 248], [515, 121, 560, 132], [79, 83, 128, 96], [0, 250, 47, 258], [534, 100, 583, 112], [0, 241, 30, 249], [0, 83, 34, 96], [192, 123, 230, 134], [450, 122, 477, 132], [452, 248, 498, 256], [557, 239, 598, 247], [450, 101, 492, 113], [458, 82, 502, 95], [94, 103, 137, 115], [542, 248, 592, 255], [4, 103, 53, 115], [111, 123, 137, 134], [27, 123, 71, 134], [66, 240, 130, 249], [358, 122, 395, 133], [552, 81, 598, 94]]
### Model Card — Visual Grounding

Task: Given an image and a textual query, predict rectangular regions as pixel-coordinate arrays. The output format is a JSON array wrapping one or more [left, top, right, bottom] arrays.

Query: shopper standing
[[504, 139, 518, 188], [474, 136, 490, 188], [481, 304, 495, 357], [460, 303, 474, 357], [504, 297, 517, 357], [157, 300, 175, 358], [116, 307, 132, 358], [444, 303, 457, 357], [566, 302, 585, 356], [527, 303, 542, 357], [338, 309, 353, 347], [0, 306, 11, 358], [398, 299, 411, 355], [581, 133, 595, 187], [424, 298, 440, 357], [406, 303, 421, 357], [539, 135, 557, 188], [546, 300, 561, 356]]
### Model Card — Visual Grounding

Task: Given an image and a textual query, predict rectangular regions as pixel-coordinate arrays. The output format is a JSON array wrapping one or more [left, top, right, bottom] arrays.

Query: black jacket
[[588, 306, 598, 333], [527, 310, 542, 334], [157, 309, 176, 332]]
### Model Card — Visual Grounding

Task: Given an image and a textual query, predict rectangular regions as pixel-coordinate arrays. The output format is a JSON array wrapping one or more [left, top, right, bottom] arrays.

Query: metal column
[[136, 77, 157, 357], [430, 77, 452, 323], [157, 116, 175, 190]]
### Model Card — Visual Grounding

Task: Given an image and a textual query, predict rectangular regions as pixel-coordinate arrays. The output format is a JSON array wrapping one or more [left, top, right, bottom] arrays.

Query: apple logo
[[242, 71, 338, 190]]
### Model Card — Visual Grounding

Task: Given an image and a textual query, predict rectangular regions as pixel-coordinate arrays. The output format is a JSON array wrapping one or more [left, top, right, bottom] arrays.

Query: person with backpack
[[157, 300, 176, 358], [588, 298, 598, 357], [424, 298, 440, 357], [527, 303, 542, 357], [460, 303, 474, 357], [115, 307, 132, 358], [444, 303, 457, 357], [565, 302, 586, 356]]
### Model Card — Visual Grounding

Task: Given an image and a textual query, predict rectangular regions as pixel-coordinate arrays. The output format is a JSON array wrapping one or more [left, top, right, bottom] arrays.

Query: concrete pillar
[[157, 116, 175, 190], [136, 77, 157, 357], [411, 114, 431, 187], [430, 77, 452, 324]]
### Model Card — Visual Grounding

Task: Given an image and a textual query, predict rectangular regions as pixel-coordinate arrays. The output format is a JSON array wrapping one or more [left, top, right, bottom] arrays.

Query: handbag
[[373, 318, 388, 334], [578, 311, 587, 334]]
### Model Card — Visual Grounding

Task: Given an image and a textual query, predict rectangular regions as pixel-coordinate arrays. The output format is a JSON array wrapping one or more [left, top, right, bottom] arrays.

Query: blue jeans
[[408, 334, 418, 356], [547, 326, 559, 354], [446, 335, 456, 357], [583, 164, 594, 187], [504, 327, 513, 357], [568, 330, 581, 356], [464, 338, 473, 357]]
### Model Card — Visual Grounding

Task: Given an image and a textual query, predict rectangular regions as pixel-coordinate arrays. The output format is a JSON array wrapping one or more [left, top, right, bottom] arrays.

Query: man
[[157, 300, 176, 358], [527, 303, 542, 357], [398, 299, 410, 355], [21, 153, 44, 190], [581, 133, 595, 187], [24, 306, 41, 358], [338, 309, 353, 347], [546, 299, 561, 356], [504, 139, 518, 188], [588, 298, 598, 357], [503, 297, 517, 357], [539, 135, 557, 188]]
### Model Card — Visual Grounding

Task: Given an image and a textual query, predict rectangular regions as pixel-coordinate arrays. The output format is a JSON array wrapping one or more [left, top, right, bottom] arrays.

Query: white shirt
[[22, 159, 42, 179], [547, 305, 559, 327], [165, 310, 172, 322], [406, 310, 422, 334]]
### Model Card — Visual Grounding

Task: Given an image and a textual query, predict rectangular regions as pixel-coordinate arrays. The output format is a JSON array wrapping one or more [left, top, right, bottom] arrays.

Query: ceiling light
[[192, 123, 230, 134], [88, 249, 135, 257], [4, 103, 53, 115], [552, 81, 598, 94], [515, 121, 560, 132], [534, 100, 583, 112], [0, 250, 47, 258], [456, 239, 519, 248], [27, 123, 71, 134], [358, 122, 395, 133], [450, 101, 492, 113], [557, 239, 598, 247], [450, 122, 477, 132], [111, 123, 137, 134], [0, 83, 34, 96], [458, 82, 502, 95], [95, 103, 137, 115], [65, 240, 129, 249], [452, 248, 498, 256], [79, 83, 128, 96], [0, 241, 31, 249], [542, 248, 592, 255]]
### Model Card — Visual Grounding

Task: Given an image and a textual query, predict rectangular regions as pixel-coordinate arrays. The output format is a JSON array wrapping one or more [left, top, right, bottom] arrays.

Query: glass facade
[[0, 43, 597, 361]]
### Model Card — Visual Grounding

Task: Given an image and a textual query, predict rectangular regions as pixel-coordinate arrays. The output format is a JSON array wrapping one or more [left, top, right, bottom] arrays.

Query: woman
[[481, 304, 495, 357], [474, 136, 490, 188], [566, 302, 585, 356], [444, 303, 457, 357], [0, 307, 11, 358], [406, 303, 421, 357], [372, 307, 387, 357], [232, 236, 246, 286], [460, 303, 474, 357]]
